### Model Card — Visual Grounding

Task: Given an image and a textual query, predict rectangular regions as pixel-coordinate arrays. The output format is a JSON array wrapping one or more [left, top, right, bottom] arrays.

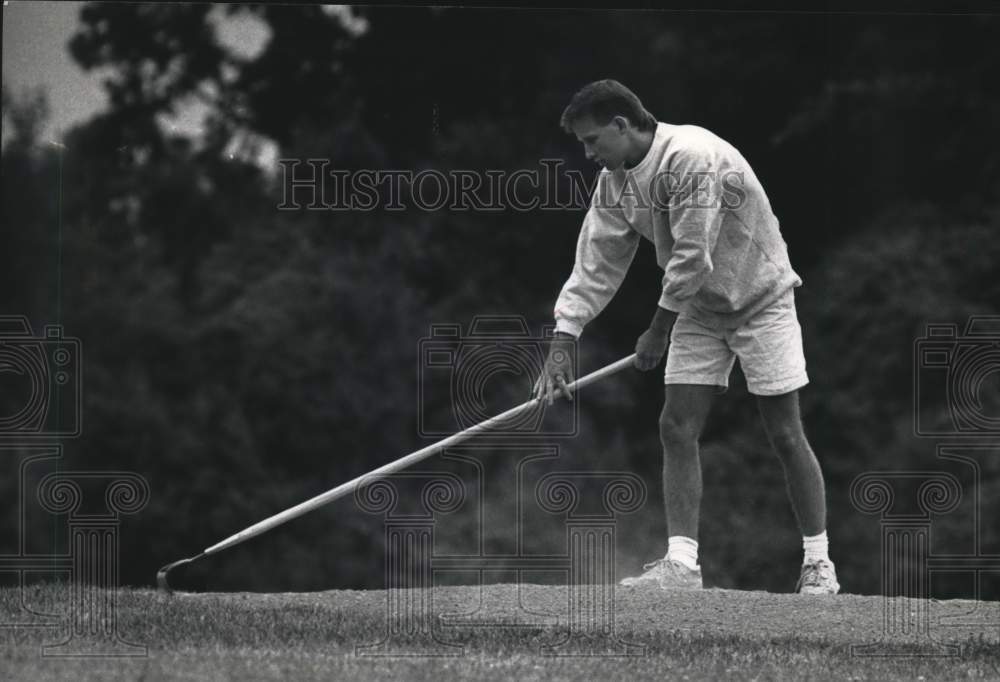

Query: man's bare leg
[[757, 390, 839, 594], [660, 384, 717, 542], [620, 383, 716, 589], [755, 390, 825, 535]]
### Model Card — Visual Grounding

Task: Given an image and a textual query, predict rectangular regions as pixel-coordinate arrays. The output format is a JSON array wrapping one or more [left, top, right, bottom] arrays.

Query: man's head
[[560, 80, 657, 170]]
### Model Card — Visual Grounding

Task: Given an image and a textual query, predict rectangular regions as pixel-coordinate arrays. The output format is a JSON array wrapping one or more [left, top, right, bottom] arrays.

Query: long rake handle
[[201, 353, 636, 556]]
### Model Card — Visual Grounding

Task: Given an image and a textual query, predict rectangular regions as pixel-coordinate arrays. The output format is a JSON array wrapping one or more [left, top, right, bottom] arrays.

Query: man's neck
[[624, 129, 656, 170]]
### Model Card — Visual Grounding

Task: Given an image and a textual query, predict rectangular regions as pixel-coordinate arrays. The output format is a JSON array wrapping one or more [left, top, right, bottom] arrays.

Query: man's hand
[[635, 305, 677, 371], [634, 327, 670, 371], [532, 334, 576, 405]]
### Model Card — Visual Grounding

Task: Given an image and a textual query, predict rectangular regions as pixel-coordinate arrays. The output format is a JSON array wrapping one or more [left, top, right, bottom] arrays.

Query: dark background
[[2, 3, 999, 596]]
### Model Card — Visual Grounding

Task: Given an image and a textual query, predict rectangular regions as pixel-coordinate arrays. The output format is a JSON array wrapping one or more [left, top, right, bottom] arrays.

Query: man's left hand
[[634, 327, 670, 371]]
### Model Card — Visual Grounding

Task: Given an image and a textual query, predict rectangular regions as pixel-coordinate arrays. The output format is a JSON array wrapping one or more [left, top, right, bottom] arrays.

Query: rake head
[[156, 553, 205, 594]]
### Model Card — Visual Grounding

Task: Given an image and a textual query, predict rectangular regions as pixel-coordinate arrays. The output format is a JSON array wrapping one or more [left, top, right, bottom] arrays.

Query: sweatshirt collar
[[622, 122, 666, 177]]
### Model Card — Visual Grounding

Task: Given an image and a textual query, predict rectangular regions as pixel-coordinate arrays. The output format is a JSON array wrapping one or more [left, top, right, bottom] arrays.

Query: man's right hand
[[532, 334, 576, 405]]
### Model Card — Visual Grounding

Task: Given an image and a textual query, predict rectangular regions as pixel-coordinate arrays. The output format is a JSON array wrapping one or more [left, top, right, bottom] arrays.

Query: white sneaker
[[796, 559, 840, 595], [619, 558, 703, 590]]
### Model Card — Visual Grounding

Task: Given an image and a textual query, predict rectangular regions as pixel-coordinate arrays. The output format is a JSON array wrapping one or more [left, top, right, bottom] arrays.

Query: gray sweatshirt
[[554, 122, 802, 337]]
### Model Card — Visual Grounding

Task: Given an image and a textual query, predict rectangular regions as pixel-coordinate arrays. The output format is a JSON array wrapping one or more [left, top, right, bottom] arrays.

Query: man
[[532, 79, 839, 594]]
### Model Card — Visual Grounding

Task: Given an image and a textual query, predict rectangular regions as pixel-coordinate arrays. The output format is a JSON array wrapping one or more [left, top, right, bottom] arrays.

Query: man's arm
[[657, 147, 727, 313], [631, 148, 724, 373], [535, 176, 641, 404], [553, 176, 641, 338]]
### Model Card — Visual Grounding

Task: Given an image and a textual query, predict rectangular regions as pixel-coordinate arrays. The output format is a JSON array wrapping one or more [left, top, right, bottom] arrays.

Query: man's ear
[[611, 115, 630, 133]]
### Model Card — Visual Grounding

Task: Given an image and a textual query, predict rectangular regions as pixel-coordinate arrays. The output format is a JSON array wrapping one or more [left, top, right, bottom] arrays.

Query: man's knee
[[769, 423, 805, 456], [766, 420, 809, 461], [659, 405, 703, 446], [757, 391, 809, 458]]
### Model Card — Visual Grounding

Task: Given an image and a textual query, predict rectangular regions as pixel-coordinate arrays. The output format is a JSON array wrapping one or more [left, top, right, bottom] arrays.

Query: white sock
[[803, 531, 830, 564], [666, 536, 699, 570]]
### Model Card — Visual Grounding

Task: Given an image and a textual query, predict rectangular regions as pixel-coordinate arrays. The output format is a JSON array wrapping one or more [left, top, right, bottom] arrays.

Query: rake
[[157, 354, 636, 592]]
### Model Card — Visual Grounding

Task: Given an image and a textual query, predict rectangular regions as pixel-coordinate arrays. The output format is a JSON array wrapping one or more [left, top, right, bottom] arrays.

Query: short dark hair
[[560, 80, 657, 134]]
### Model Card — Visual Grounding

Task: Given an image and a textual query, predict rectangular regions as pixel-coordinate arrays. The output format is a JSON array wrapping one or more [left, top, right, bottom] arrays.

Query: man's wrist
[[549, 331, 576, 367], [649, 305, 678, 334]]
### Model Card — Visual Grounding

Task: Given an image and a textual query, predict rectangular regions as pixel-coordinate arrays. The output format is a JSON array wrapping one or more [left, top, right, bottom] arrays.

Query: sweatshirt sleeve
[[658, 147, 726, 312], [554, 176, 641, 338]]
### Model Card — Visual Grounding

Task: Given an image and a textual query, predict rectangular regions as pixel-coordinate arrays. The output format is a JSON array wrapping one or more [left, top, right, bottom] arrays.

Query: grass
[[1, 582, 998, 680]]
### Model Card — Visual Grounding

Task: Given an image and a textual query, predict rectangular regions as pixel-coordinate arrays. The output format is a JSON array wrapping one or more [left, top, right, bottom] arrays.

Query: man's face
[[570, 116, 628, 170]]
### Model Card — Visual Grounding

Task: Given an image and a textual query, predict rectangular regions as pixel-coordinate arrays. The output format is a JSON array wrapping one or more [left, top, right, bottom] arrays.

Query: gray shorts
[[664, 288, 808, 396]]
